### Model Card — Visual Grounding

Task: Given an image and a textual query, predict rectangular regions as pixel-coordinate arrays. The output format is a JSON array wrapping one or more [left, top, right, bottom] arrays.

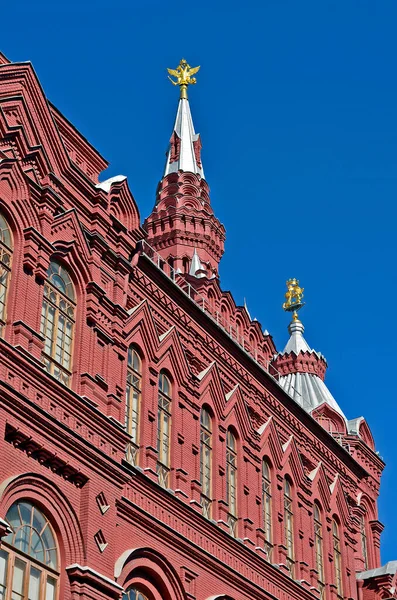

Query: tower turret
[[144, 59, 225, 279], [272, 279, 347, 428]]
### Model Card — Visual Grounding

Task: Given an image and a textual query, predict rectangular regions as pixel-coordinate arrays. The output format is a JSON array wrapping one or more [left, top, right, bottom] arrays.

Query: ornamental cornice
[[0, 341, 130, 482]]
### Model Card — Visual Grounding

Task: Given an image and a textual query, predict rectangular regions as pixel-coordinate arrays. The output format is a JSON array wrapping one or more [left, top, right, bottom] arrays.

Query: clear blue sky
[[3, 0, 397, 562]]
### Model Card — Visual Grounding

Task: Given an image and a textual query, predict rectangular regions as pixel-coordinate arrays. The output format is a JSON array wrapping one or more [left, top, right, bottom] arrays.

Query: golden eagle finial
[[282, 278, 305, 322], [167, 59, 200, 100]]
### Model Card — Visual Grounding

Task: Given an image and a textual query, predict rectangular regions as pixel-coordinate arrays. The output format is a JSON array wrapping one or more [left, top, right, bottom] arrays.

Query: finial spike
[[282, 278, 305, 322], [167, 59, 200, 99]]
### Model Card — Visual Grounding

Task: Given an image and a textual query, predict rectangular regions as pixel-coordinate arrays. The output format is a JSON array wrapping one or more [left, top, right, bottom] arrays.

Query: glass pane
[[5, 503, 20, 531], [12, 558, 26, 598], [28, 568, 41, 600], [45, 577, 56, 600], [15, 525, 30, 554], [18, 504, 32, 527], [47, 550, 57, 570], [30, 531, 45, 563], [0, 550, 8, 597], [32, 509, 46, 536], [0, 214, 12, 248]]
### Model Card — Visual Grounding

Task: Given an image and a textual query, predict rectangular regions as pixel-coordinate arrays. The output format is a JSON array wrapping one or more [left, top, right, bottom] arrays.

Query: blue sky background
[[3, 0, 397, 562]]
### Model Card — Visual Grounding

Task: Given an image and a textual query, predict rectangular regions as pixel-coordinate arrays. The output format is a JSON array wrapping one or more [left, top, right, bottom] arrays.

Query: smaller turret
[[272, 279, 347, 428]]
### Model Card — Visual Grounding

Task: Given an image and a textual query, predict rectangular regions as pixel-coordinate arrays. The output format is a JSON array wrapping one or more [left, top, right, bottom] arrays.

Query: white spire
[[164, 98, 204, 178], [282, 319, 312, 354]]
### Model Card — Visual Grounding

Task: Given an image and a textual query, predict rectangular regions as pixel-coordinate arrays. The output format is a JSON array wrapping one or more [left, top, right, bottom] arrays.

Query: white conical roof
[[164, 98, 204, 178], [282, 319, 312, 354], [278, 372, 347, 421]]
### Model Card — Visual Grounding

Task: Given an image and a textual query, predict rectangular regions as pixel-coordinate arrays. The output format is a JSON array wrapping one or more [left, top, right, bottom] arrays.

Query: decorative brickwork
[[0, 53, 392, 600]]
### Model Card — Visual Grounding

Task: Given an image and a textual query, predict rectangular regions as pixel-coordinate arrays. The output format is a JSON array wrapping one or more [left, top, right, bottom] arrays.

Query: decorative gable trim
[[282, 435, 306, 487], [257, 416, 283, 469], [309, 461, 331, 512]]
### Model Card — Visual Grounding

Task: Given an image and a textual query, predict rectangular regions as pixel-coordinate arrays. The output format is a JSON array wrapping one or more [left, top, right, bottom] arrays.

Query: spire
[[164, 95, 204, 179], [272, 279, 347, 424], [144, 59, 225, 280], [282, 319, 312, 354]]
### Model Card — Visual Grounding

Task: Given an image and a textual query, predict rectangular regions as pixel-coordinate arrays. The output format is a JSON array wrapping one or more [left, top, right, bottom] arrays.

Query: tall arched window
[[284, 478, 294, 576], [333, 519, 343, 597], [314, 503, 325, 598], [1, 501, 59, 599], [361, 513, 368, 570], [126, 347, 142, 466], [157, 371, 172, 488], [41, 260, 75, 386], [226, 429, 238, 537], [262, 459, 273, 560], [200, 407, 213, 519], [0, 212, 12, 334], [123, 589, 149, 600]]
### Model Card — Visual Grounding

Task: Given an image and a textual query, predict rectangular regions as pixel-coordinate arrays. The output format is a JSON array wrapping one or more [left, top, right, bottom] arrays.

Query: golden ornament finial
[[282, 278, 305, 321], [167, 58, 200, 99]]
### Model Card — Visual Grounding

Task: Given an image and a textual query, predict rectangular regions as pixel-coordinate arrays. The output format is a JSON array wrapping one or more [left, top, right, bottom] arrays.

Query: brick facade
[[0, 52, 392, 600]]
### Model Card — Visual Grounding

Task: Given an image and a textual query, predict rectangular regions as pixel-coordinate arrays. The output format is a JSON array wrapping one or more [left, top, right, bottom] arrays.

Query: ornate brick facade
[[0, 52, 393, 600]]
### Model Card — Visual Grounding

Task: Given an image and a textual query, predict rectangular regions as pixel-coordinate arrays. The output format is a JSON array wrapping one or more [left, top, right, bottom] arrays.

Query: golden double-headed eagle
[[167, 59, 200, 99]]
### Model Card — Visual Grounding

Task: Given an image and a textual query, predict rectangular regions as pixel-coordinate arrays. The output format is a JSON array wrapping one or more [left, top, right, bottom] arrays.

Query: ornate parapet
[[272, 349, 327, 381]]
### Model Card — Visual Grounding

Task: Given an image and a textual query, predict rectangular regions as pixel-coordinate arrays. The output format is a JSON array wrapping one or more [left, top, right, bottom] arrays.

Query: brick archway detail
[[0, 471, 85, 565], [116, 547, 187, 600]]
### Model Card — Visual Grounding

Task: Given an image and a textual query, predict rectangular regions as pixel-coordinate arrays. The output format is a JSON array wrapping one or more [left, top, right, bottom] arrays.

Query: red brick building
[[0, 54, 394, 600]]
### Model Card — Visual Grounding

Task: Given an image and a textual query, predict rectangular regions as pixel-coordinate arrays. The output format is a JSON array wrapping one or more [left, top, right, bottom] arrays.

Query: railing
[[227, 514, 238, 538], [286, 557, 295, 578], [126, 440, 139, 466], [330, 432, 351, 453], [201, 495, 212, 520], [156, 462, 170, 489], [264, 541, 274, 562], [139, 240, 279, 377]]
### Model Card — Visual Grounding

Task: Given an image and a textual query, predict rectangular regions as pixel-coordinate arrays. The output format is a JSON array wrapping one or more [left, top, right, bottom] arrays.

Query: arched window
[[1, 501, 59, 599], [0, 212, 12, 334], [262, 459, 273, 560], [361, 513, 368, 570], [126, 347, 142, 466], [182, 257, 189, 274], [123, 589, 149, 600], [157, 371, 172, 488], [333, 519, 343, 597], [200, 407, 213, 519], [41, 260, 75, 386], [314, 503, 325, 598], [226, 429, 238, 537], [284, 478, 294, 576]]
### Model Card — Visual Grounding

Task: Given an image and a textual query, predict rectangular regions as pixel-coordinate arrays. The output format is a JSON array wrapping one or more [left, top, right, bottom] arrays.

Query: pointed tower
[[272, 279, 347, 430], [144, 59, 225, 279]]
